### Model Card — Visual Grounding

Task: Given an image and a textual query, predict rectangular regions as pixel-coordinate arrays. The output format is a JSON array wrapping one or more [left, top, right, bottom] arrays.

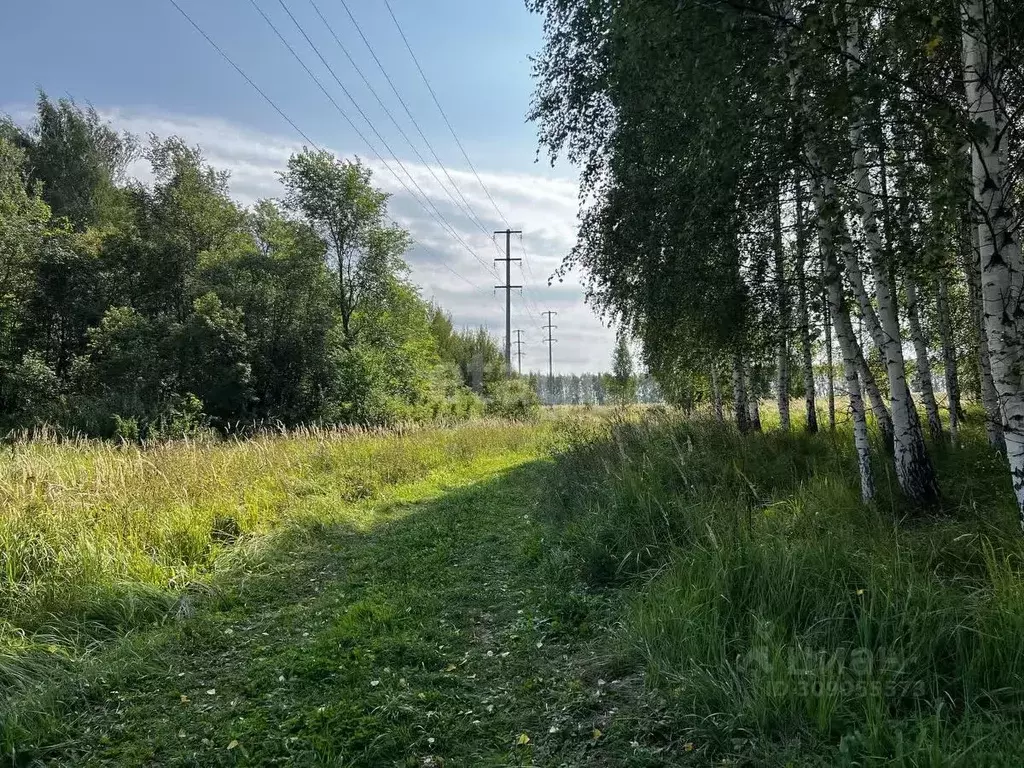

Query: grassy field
[[548, 408, 1024, 766], [3, 407, 1024, 766]]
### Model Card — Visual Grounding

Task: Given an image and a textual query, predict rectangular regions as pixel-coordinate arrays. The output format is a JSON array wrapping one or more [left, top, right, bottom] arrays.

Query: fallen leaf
[[592, 729, 602, 740], [516, 733, 531, 745], [227, 740, 239, 750]]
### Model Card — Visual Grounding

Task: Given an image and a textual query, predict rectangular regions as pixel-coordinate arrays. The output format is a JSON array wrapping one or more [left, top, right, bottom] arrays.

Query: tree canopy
[[0, 95, 488, 437], [529, 0, 1024, 519]]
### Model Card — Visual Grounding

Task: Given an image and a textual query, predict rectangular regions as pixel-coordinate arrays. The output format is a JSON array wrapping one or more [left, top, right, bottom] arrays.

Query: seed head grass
[[0, 421, 550, 696]]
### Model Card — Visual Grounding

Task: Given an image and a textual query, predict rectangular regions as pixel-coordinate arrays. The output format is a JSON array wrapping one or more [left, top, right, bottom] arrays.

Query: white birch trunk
[[963, 0, 1024, 527], [749, 396, 763, 433], [936, 275, 961, 446], [965, 218, 1006, 451], [843, 16, 938, 505], [732, 353, 750, 434], [781, 0, 873, 499], [773, 184, 791, 431], [795, 178, 818, 433], [852, 340, 894, 448], [711, 362, 724, 422], [822, 285, 836, 430], [905, 278, 944, 441], [819, 213, 875, 503]]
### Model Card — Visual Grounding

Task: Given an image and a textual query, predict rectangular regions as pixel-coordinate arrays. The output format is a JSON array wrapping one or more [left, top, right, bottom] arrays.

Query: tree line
[[530, 333, 663, 405], [0, 95, 511, 438], [528, 0, 1024, 520]]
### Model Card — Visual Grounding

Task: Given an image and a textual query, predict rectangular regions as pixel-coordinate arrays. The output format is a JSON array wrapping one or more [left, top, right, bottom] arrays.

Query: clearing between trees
[[3, 409, 1024, 767]]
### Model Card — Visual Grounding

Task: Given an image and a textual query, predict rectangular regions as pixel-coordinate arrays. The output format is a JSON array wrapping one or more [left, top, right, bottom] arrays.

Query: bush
[[4, 353, 63, 429], [485, 378, 541, 421]]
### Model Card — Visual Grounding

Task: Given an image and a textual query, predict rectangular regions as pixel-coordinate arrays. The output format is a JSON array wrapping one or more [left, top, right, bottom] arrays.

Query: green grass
[[544, 406, 1024, 766], [0, 422, 539, 642], [5, 406, 1024, 766], [2, 416, 662, 766]]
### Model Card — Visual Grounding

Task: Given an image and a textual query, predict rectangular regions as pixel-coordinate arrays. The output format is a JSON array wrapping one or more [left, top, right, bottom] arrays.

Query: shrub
[[485, 378, 540, 421]]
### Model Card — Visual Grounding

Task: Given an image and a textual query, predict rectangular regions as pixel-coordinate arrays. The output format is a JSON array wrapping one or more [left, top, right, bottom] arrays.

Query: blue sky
[[0, 0, 616, 372]]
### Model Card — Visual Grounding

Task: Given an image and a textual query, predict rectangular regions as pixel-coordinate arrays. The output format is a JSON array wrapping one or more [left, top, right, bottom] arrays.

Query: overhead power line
[[165, 0, 320, 150], [375, 0, 551, 331], [381, 0, 514, 230], [163, 0, 493, 303], [365, 0, 556, 331], [306, 0, 498, 244], [494, 228, 523, 378], [542, 310, 558, 380], [337, 0, 504, 247], [253, 0, 499, 281], [513, 329, 526, 375]]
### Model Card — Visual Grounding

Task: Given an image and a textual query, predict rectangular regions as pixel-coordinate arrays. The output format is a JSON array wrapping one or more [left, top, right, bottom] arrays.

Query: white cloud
[[98, 109, 615, 373]]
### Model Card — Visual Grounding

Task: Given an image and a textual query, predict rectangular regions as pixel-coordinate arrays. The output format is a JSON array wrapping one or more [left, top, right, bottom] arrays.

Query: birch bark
[[711, 362, 724, 422], [963, 0, 1024, 526], [733, 352, 750, 434], [964, 218, 1006, 451], [782, 0, 874, 500], [905, 278, 944, 441], [773, 183, 791, 431], [842, 15, 938, 505], [795, 175, 818, 432], [936, 275, 961, 445], [822, 283, 836, 430]]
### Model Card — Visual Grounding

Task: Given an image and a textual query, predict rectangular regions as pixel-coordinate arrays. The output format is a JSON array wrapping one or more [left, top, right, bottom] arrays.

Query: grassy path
[[13, 439, 658, 767]]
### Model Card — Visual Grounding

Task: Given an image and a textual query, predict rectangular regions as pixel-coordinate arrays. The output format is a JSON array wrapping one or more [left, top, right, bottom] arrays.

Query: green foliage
[[428, 305, 506, 392], [607, 331, 636, 404], [281, 151, 407, 342], [16, 93, 137, 230], [0, 100, 481, 436], [486, 378, 542, 421], [5, 352, 62, 427]]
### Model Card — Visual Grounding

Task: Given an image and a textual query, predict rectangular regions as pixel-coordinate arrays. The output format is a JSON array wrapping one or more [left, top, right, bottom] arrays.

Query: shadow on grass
[[4, 456, 649, 768], [539, 412, 1024, 767]]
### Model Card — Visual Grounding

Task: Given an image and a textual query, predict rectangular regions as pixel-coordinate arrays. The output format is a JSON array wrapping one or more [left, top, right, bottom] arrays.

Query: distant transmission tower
[[542, 311, 557, 380], [513, 329, 526, 375]]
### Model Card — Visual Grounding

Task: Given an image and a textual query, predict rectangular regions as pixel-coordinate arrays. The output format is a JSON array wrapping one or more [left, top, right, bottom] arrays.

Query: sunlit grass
[[0, 421, 551, 666]]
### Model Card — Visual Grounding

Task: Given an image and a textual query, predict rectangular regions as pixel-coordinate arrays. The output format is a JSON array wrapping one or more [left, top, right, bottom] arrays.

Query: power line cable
[[306, 1, 489, 237], [335, 0, 506, 247], [166, 0, 494, 306], [381, 0, 514, 230], [272, 0, 499, 278], [375, 0, 552, 321], [252, 0, 500, 281], [374, 0, 555, 324], [165, 0, 321, 150], [310, 0, 497, 244]]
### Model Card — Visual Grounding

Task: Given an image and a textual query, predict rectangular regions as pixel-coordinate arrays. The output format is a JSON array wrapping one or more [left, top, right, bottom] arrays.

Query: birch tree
[[962, 0, 1024, 527]]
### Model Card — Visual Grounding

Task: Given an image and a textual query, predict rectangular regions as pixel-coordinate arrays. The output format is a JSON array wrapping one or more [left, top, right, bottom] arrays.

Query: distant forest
[[532, 373, 662, 406], [0, 95, 528, 438]]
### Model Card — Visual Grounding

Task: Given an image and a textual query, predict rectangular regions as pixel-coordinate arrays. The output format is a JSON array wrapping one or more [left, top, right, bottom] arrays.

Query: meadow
[[3, 407, 1024, 766], [0, 423, 551, 729], [546, 407, 1024, 765]]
